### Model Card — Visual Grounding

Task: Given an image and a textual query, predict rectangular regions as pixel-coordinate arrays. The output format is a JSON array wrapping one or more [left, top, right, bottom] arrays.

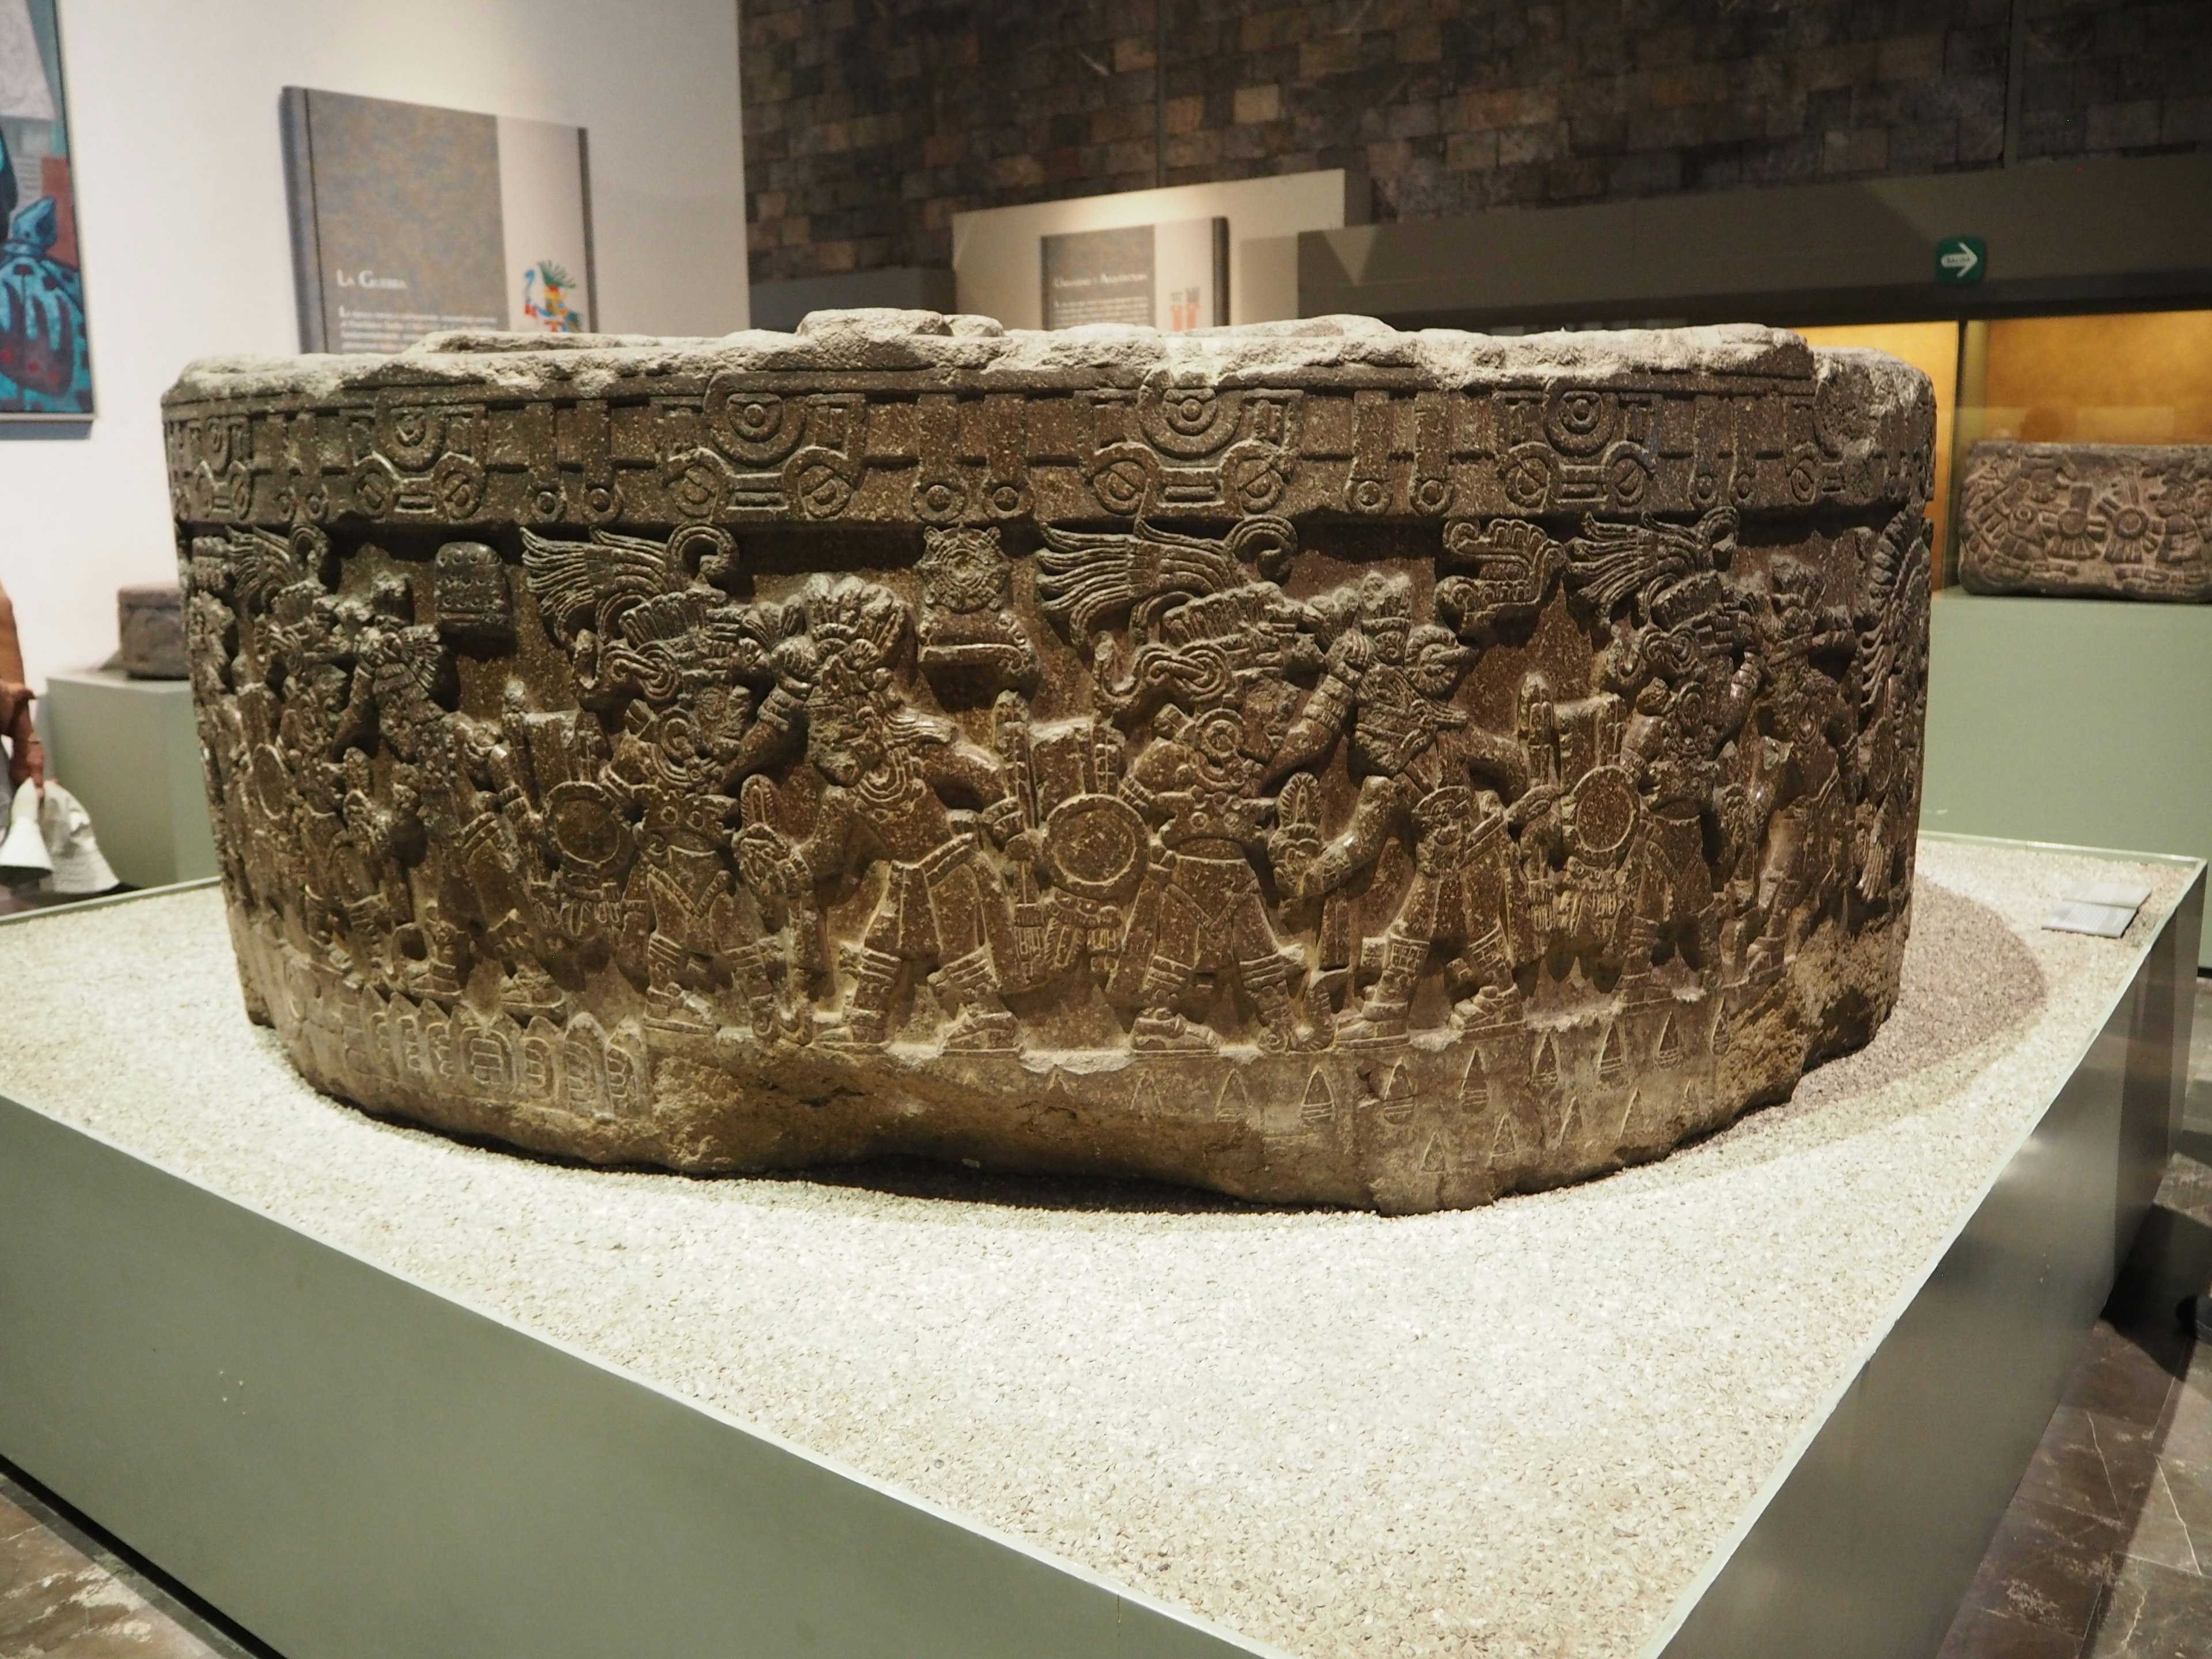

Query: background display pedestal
[[0, 842, 2197, 1659], [41, 669, 215, 889], [1923, 591, 2212, 969]]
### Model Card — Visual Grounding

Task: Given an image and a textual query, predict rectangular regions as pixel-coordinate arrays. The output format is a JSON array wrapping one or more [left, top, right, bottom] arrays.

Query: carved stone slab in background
[[1958, 440, 2212, 603], [164, 312, 1934, 1213]]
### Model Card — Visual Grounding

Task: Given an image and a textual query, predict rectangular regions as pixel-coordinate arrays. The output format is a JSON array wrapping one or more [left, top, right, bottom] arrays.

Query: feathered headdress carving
[[225, 527, 305, 616], [1565, 507, 1737, 621], [520, 527, 679, 647], [798, 574, 907, 673], [1036, 515, 1295, 641]]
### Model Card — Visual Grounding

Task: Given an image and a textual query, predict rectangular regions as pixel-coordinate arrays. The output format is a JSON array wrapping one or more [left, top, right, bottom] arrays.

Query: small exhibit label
[[2064, 880, 2152, 912], [2040, 900, 2135, 938]]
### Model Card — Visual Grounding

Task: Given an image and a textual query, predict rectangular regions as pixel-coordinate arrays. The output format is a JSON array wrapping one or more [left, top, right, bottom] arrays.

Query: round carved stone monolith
[[165, 313, 1934, 1212]]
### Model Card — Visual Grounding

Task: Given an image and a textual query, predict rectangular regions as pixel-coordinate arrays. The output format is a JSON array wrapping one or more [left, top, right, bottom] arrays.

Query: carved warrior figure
[[1268, 569, 1528, 1044], [167, 313, 1934, 1213], [1958, 441, 2212, 603]]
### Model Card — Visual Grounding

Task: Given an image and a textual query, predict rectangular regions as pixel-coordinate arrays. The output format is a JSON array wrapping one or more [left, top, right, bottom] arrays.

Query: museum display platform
[[0, 836, 2199, 1659], [1923, 590, 2212, 971], [41, 668, 218, 889]]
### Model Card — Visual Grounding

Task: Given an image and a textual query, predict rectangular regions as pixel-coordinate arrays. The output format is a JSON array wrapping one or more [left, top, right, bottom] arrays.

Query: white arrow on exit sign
[[1935, 235, 1987, 285]]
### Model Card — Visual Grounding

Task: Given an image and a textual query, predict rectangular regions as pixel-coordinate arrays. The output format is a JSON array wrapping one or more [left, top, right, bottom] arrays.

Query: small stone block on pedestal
[[117, 584, 187, 679]]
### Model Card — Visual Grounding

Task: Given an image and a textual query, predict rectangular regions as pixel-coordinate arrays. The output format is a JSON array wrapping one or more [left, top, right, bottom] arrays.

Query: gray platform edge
[[0, 847, 2194, 1659], [0, 922, 1279, 1659], [1644, 837, 2204, 1659]]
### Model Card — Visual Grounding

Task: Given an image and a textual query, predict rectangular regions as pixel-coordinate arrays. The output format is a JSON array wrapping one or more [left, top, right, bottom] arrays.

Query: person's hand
[[735, 823, 803, 896], [1324, 628, 1373, 679], [8, 728, 41, 792]]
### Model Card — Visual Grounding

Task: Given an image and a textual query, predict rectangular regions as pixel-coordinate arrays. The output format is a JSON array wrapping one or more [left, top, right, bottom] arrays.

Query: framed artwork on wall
[[0, 0, 91, 419], [281, 87, 594, 354]]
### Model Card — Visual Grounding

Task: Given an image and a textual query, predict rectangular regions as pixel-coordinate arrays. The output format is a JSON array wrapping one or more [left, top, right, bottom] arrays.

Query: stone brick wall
[[743, 0, 2212, 285]]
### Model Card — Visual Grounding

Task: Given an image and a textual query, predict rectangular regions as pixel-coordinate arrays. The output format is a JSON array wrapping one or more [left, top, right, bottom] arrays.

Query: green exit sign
[[1936, 235, 1986, 285]]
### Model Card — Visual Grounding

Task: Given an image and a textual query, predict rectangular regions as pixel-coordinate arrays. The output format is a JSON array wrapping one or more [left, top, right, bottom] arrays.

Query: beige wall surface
[[951, 170, 1355, 331], [1980, 309, 2212, 445], [0, 0, 748, 696]]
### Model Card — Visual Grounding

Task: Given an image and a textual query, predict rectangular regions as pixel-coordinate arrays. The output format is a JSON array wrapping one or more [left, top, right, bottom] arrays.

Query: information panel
[[1040, 217, 1227, 332], [282, 88, 594, 354]]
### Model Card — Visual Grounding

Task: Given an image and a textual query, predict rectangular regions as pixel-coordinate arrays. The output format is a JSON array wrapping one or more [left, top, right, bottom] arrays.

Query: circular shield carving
[[1544, 388, 1615, 456], [1502, 444, 1555, 511], [432, 453, 487, 520], [1411, 474, 1454, 516], [1220, 439, 1289, 516], [665, 448, 735, 521], [1042, 793, 1147, 904], [785, 447, 856, 519], [1139, 384, 1237, 456], [1605, 442, 1652, 507], [704, 374, 806, 464], [383, 406, 442, 470], [913, 473, 968, 524], [1086, 442, 1159, 516], [1569, 765, 1638, 859], [1787, 444, 1823, 505], [351, 457, 398, 520], [546, 780, 635, 879], [728, 394, 783, 443]]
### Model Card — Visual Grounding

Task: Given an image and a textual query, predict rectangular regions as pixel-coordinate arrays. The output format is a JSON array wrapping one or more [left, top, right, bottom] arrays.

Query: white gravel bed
[[0, 838, 2188, 1659]]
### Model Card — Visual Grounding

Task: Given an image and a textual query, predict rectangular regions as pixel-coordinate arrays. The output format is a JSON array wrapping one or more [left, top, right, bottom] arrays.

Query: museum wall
[[1977, 308, 2212, 443], [742, 0, 2212, 285], [0, 0, 748, 695], [950, 170, 1357, 327]]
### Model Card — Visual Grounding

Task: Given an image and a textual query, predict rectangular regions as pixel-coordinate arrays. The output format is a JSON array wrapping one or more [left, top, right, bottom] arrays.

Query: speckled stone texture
[[116, 584, 187, 679], [165, 315, 1934, 1210], [0, 839, 2184, 1659]]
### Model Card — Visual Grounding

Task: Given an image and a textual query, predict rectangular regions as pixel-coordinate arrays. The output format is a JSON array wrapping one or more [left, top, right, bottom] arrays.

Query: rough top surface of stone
[[165, 313, 1882, 398]]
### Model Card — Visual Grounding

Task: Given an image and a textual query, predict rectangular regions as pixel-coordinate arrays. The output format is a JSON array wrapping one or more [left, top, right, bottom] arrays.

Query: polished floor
[[0, 980, 2207, 1659], [1938, 976, 2212, 1659], [0, 1470, 257, 1658]]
